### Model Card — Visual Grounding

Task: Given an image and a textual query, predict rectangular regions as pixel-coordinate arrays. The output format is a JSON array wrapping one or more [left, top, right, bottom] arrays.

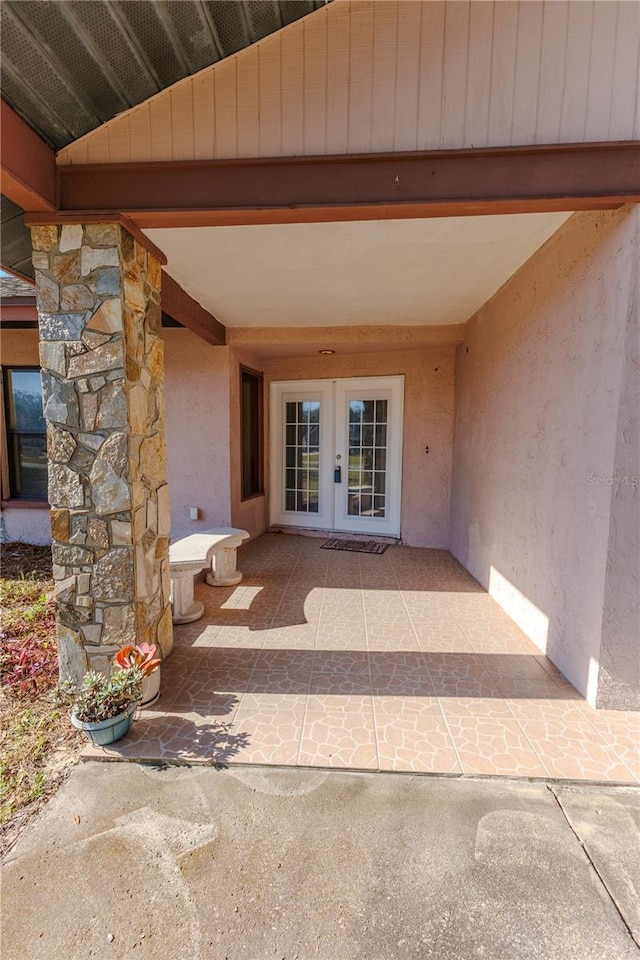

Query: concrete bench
[[169, 527, 250, 624]]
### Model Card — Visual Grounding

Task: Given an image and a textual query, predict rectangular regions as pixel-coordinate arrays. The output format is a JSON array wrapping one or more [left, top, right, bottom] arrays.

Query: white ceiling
[[147, 213, 571, 328]]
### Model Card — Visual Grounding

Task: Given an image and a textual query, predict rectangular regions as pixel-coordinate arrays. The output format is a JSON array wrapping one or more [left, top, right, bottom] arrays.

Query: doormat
[[321, 539, 389, 555]]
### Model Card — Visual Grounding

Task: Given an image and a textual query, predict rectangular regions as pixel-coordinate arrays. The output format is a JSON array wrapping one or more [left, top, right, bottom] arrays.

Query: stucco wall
[[264, 348, 456, 548], [597, 230, 640, 710], [162, 329, 231, 540], [450, 206, 640, 707]]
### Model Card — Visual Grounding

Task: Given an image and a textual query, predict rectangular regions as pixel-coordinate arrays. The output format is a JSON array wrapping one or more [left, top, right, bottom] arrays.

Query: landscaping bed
[[0, 543, 83, 856]]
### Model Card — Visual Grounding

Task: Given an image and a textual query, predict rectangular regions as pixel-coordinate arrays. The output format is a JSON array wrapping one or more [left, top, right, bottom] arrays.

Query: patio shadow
[[160, 647, 578, 700]]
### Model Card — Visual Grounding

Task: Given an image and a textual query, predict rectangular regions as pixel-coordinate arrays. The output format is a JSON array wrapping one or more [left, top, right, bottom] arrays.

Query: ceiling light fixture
[[318, 349, 335, 355]]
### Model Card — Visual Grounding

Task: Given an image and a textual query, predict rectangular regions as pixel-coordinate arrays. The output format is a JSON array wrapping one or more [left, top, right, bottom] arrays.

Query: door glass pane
[[347, 396, 388, 518], [284, 400, 320, 513]]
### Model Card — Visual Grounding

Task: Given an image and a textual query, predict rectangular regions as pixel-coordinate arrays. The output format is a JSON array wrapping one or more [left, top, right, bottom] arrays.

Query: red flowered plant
[[113, 643, 161, 677], [0, 599, 58, 697]]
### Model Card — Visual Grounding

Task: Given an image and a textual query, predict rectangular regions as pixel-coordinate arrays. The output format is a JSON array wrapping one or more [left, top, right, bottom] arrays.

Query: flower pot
[[141, 667, 161, 708], [71, 702, 138, 746]]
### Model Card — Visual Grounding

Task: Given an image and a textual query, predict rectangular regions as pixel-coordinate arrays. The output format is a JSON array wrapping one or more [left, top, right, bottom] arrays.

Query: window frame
[[1, 365, 48, 503], [239, 364, 264, 502]]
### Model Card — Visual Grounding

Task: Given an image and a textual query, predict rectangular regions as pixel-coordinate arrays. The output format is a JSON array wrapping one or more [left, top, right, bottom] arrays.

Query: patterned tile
[[401, 592, 452, 613], [308, 670, 371, 696], [369, 658, 435, 697], [208, 626, 269, 649], [585, 713, 640, 780], [299, 698, 378, 769], [478, 654, 553, 679], [374, 699, 461, 773], [446, 717, 548, 777], [162, 692, 241, 720], [245, 671, 312, 696], [412, 620, 477, 653], [506, 698, 592, 723], [316, 622, 368, 650], [262, 624, 318, 649], [494, 675, 581, 700], [460, 634, 540, 656], [425, 654, 501, 698], [245, 650, 314, 695], [456, 619, 538, 644], [80, 533, 640, 783], [86, 714, 251, 765], [519, 718, 637, 782], [231, 696, 306, 765], [366, 630, 420, 652], [439, 697, 515, 719]]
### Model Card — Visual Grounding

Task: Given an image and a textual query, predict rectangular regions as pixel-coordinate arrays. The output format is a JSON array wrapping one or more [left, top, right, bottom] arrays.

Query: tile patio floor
[[85, 533, 639, 782]]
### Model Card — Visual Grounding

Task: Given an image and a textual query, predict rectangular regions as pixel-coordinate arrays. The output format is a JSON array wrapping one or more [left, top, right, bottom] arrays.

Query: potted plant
[[114, 642, 162, 707], [67, 667, 144, 746]]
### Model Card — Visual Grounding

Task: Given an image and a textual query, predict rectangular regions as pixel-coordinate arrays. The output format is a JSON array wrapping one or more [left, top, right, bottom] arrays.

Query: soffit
[[146, 213, 572, 329], [1, 0, 326, 149]]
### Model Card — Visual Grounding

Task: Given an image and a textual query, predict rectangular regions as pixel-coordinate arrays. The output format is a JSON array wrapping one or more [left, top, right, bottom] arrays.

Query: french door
[[270, 376, 404, 537]]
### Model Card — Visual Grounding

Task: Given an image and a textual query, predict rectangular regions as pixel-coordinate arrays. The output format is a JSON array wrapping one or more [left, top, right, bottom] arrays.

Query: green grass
[[0, 577, 49, 607]]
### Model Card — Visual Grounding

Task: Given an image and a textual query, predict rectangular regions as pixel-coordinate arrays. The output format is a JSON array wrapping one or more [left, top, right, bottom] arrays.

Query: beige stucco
[[598, 221, 640, 710], [162, 329, 231, 540], [58, 0, 640, 166], [450, 206, 640, 708], [227, 324, 465, 358], [264, 348, 456, 548]]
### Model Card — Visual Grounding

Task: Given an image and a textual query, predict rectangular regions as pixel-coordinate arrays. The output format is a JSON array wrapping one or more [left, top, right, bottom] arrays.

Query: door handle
[[334, 465, 342, 483]]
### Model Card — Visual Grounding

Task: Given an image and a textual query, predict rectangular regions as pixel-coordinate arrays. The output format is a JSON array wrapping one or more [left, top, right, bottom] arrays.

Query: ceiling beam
[[54, 142, 640, 228], [161, 271, 226, 346], [0, 100, 56, 211]]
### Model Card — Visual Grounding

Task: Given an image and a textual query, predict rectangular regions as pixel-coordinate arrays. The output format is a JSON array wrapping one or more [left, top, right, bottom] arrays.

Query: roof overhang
[[1, 0, 327, 150]]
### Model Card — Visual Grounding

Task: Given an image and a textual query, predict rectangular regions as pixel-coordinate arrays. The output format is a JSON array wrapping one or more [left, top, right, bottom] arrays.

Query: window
[[240, 367, 263, 500], [2, 368, 48, 501]]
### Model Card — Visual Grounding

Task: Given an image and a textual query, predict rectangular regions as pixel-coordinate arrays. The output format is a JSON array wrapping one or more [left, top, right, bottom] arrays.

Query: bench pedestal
[[205, 545, 244, 587], [170, 568, 205, 624]]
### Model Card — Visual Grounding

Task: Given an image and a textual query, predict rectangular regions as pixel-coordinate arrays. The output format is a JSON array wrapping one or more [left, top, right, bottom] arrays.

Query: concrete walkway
[[2, 764, 639, 960]]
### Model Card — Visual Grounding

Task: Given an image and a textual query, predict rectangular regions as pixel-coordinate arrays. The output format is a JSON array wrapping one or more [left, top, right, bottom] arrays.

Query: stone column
[[31, 222, 173, 683]]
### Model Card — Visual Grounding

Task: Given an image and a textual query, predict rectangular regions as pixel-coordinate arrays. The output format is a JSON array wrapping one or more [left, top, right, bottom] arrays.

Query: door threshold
[[269, 525, 402, 545]]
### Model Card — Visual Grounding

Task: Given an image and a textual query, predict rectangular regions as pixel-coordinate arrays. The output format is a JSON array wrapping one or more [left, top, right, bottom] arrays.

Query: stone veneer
[[31, 223, 173, 682]]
